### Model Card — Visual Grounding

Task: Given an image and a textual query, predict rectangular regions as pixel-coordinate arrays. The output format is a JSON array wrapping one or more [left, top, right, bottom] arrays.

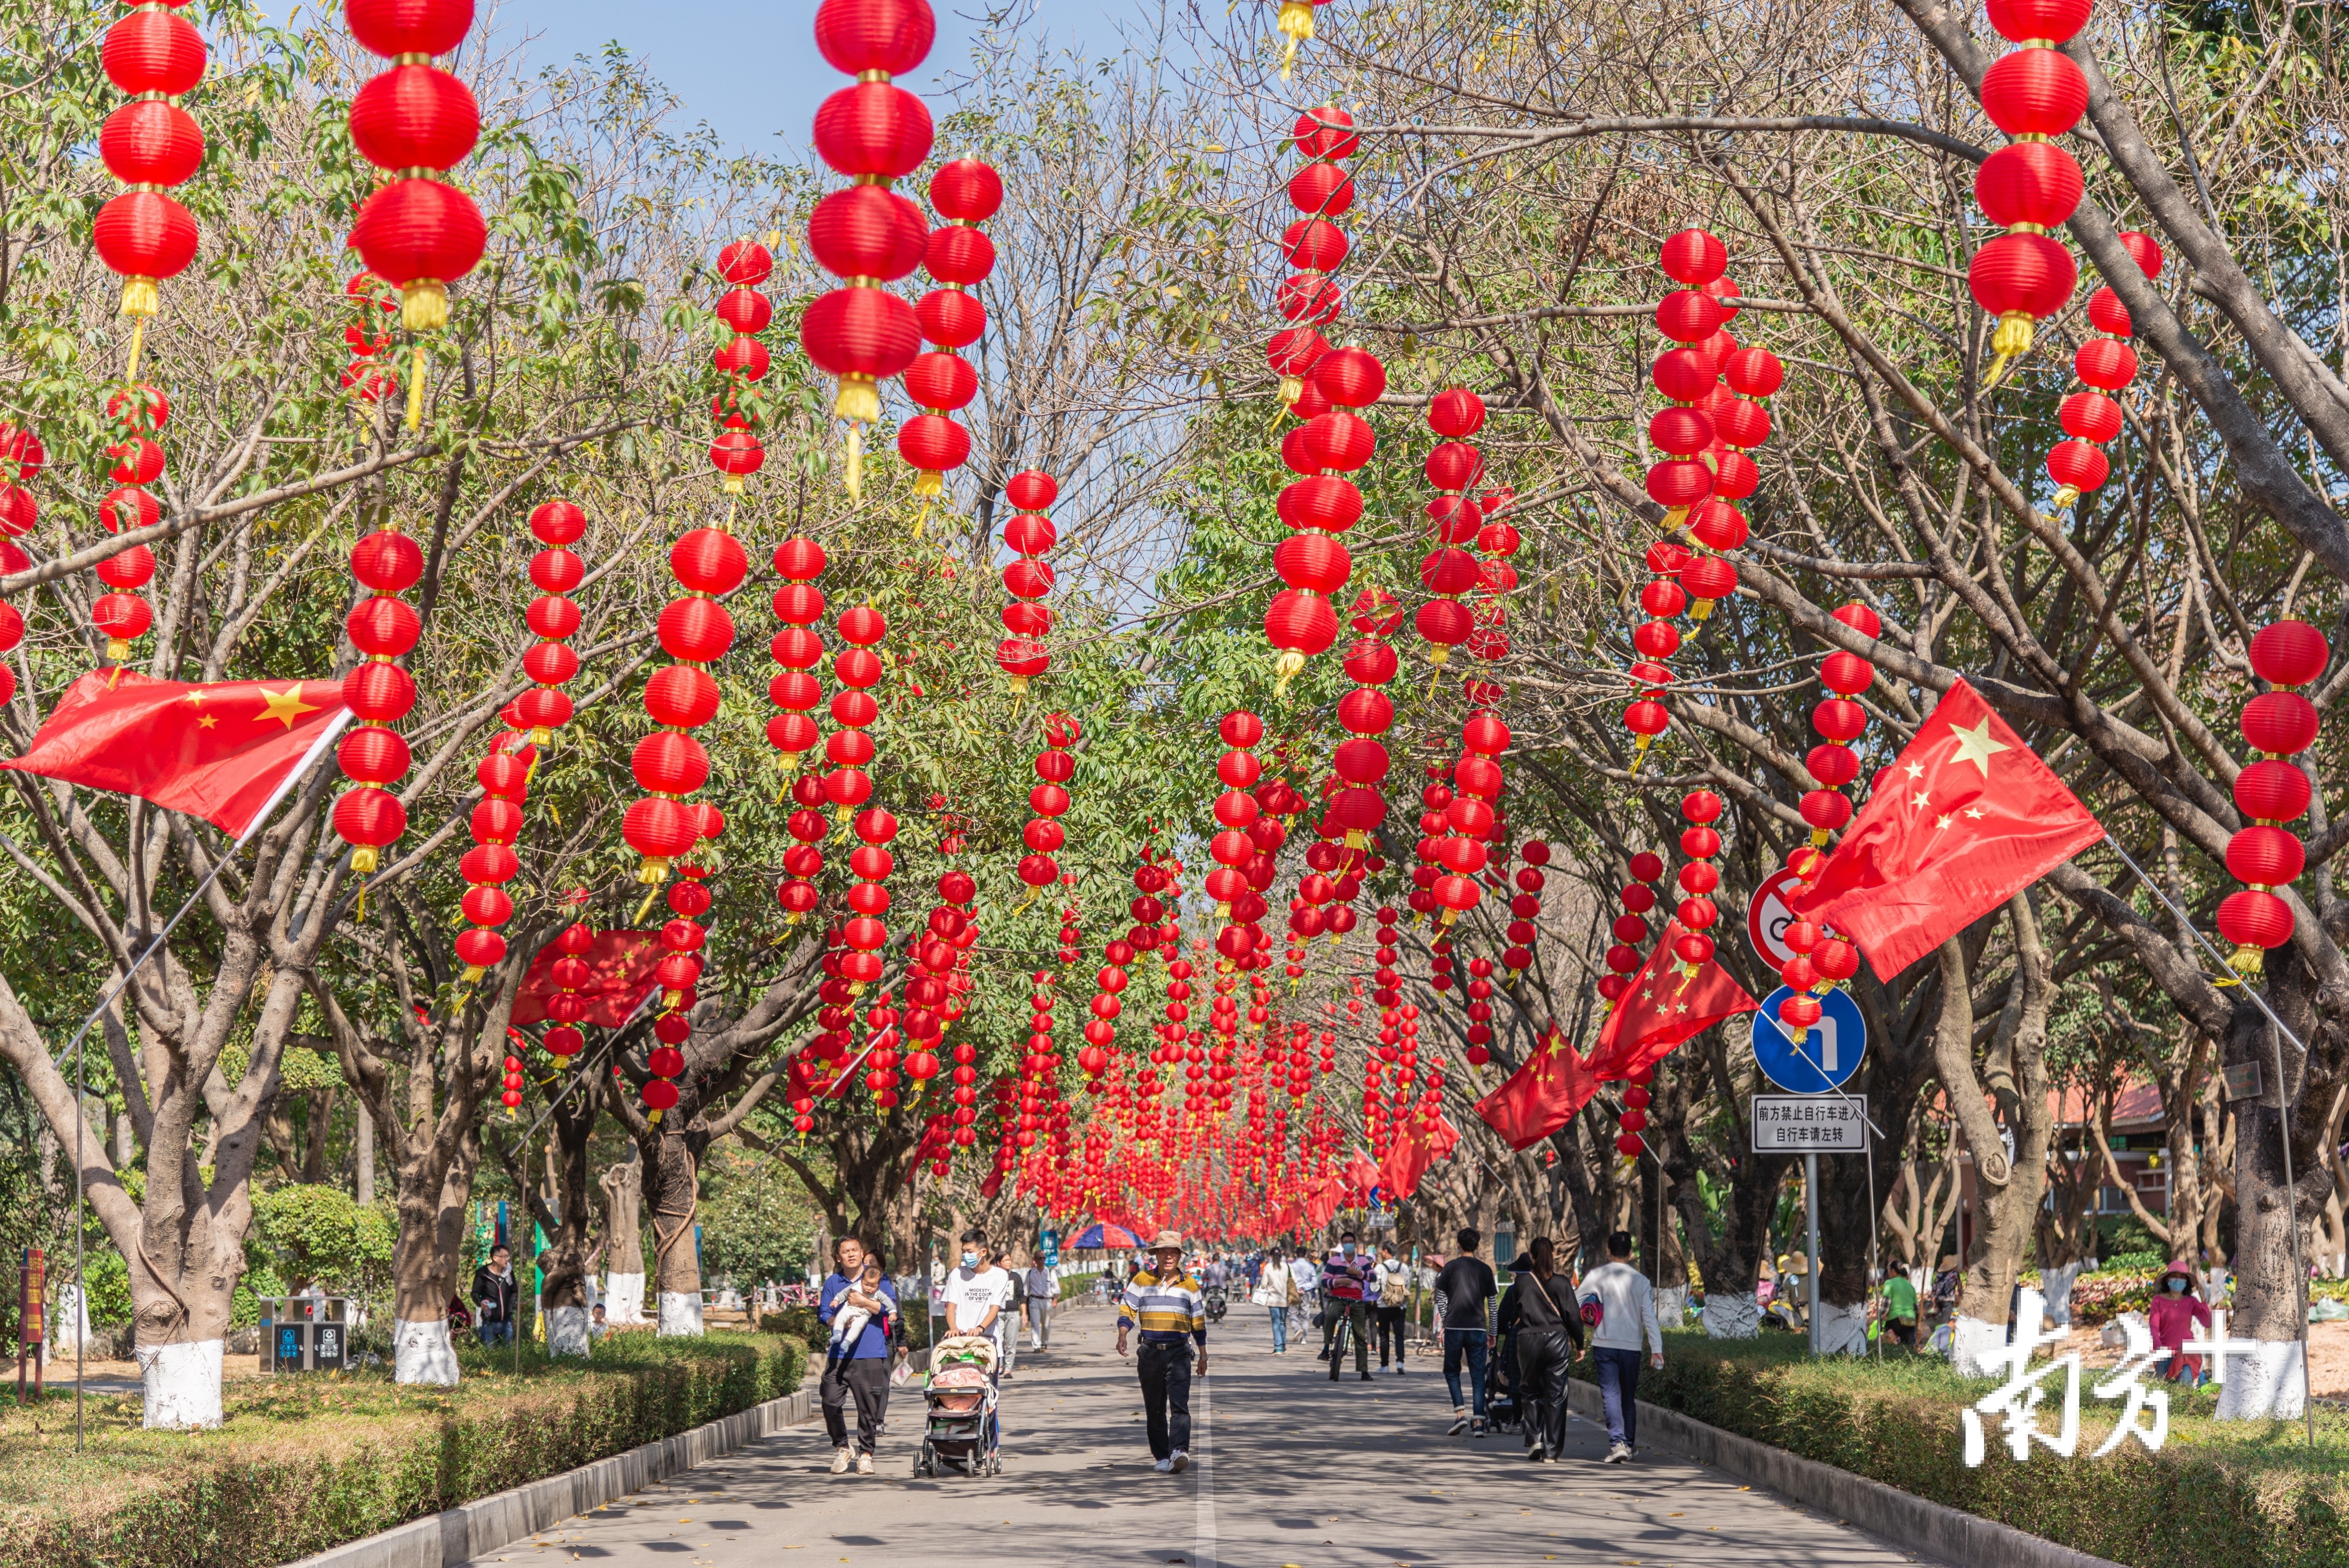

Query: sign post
[[1752, 1096, 1870, 1356]]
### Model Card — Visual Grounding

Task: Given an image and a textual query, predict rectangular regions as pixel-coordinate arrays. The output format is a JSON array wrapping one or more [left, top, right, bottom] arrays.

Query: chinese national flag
[[1379, 1112, 1459, 1201], [1340, 1147, 1380, 1201], [1584, 921, 1758, 1080], [1473, 1033, 1601, 1151], [1786, 679, 2102, 982], [0, 670, 350, 840], [1307, 1172, 1343, 1229], [509, 930, 662, 1027]]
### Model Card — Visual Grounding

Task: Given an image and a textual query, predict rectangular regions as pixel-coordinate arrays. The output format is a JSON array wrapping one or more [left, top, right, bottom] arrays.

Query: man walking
[[1022, 1251, 1054, 1351], [472, 1244, 518, 1348], [1578, 1230, 1666, 1463], [1504, 1237, 1583, 1461], [1116, 1230, 1208, 1474], [1322, 1231, 1374, 1381], [818, 1236, 898, 1475], [1435, 1227, 1498, 1435]]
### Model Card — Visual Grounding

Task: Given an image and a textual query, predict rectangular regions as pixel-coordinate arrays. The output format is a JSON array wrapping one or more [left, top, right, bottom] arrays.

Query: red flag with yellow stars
[[1584, 920, 1758, 1081], [1473, 1030, 1601, 1150], [1379, 1111, 1460, 1200], [1, 670, 350, 840], [1787, 678, 2102, 981]]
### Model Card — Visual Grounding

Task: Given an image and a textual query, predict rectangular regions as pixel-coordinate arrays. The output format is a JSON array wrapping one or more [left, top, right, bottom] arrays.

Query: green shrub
[[0, 1332, 805, 1568], [760, 1304, 828, 1354], [1616, 1333, 2349, 1568], [1057, 1271, 1103, 1301]]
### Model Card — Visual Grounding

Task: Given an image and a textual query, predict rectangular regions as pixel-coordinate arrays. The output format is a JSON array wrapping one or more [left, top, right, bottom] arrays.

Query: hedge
[[0, 1330, 804, 1568], [1626, 1333, 2349, 1568]]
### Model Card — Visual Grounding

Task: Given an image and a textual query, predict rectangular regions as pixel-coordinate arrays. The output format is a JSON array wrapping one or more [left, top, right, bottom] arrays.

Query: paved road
[[466, 1302, 1936, 1568]]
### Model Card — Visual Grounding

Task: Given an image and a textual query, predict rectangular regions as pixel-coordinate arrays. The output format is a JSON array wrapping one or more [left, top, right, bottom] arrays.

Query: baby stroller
[[1483, 1326, 1523, 1434], [915, 1333, 1001, 1477]]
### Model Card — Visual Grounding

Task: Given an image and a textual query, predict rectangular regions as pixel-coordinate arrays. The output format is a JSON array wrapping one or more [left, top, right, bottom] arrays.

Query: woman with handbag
[[1253, 1246, 1299, 1352]]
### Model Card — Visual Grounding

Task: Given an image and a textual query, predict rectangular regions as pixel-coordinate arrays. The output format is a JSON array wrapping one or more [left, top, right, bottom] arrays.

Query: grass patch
[[1625, 1332, 2349, 1568], [0, 1330, 804, 1568]]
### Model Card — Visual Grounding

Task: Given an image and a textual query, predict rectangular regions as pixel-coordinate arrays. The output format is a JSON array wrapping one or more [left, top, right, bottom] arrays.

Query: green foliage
[[0, 1333, 803, 1567], [1617, 1335, 2349, 1568], [696, 1145, 821, 1289], [247, 1185, 396, 1299], [1056, 1271, 1104, 1301], [759, 1305, 828, 1355]]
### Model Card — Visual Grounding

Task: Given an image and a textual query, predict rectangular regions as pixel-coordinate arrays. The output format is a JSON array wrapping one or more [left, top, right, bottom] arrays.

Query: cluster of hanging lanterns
[[622, 517, 740, 887], [999, 470, 1057, 689], [540, 913, 596, 1059], [710, 239, 774, 495], [1599, 851, 1667, 1008], [804, 0, 935, 496], [901, 159, 1001, 497], [1078, 926, 1130, 1086], [827, 603, 887, 820], [1967, 0, 2091, 384], [93, 0, 205, 370], [769, 539, 830, 927], [345, 0, 487, 429], [1270, 343, 1381, 692], [838, 806, 900, 995], [1672, 790, 1726, 970], [332, 511, 427, 878], [452, 739, 533, 980], [1423, 710, 1507, 926], [1501, 838, 1550, 980], [89, 388, 171, 668], [642, 876, 711, 1124], [1268, 105, 1356, 408], [1795, 602, 1881, 860], [514, 500, 586, 744], [2219, 621, 2330, 973], [2050, 232, 2163, 512], [1205, 711, 1271, 965], [1019, 712, 1080, 887]]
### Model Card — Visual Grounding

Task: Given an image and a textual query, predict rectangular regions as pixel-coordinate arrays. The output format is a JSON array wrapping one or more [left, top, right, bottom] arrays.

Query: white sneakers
[[1605, 1443, 1633, 1464], [1153, 1457, 1173, 1473], [1169, 1450, 1190, 1473], [830, 1447, 852, 1475], [856, 1451, 875, 1475]]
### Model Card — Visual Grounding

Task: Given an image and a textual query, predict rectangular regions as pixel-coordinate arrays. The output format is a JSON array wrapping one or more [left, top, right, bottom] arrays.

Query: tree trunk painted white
[[393, 1317, 460, 1385], [659, 1291, 704, 1337], [1949, 1315, 2010, 1378], [546, 1305, 591, 1358], [2215, 1339, 2306, 1420], [606, 1272, 647, 1325], [48, 1282, 93, 1356], [1701, 1290, 1759, 1338], [1654, 1285, 1687, 1330], [1815, 1299, 1869, 1356], [137, 1339, 224, 1429], [2039, 1260, 2086, 1325]]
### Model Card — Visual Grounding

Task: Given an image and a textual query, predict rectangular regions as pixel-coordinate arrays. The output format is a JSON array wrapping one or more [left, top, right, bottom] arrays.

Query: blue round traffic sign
[[1752, 986, 1867, 1093]]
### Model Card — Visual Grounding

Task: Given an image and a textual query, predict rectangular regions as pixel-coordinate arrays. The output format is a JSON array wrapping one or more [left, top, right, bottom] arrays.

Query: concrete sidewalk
[[459, 1303, 1938, 1567]]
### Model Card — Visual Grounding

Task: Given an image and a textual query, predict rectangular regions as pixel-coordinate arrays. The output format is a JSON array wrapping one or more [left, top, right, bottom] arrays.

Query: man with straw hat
[[1116, 1229, 1209, 1473]]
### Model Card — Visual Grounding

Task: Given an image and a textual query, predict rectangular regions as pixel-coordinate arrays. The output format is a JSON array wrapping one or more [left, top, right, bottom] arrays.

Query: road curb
[[1565, 1379, 2125, 1568], [281, 1387, 815, 1568]]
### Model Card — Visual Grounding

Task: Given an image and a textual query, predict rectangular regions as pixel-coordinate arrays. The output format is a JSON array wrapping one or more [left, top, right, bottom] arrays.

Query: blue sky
[[483, 0, 1138, 158]]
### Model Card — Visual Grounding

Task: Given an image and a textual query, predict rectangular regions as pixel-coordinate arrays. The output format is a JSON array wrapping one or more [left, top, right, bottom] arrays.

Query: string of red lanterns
[[804, 0, 935, 498], [345, 0, 487, 430], [710, 239, 775, 498], [2051, 232, 2163, 513], [94, 0, 205, 377], [999, 470, 1057, 691], [1967, 0, 2090, 385], [770, 535, 830, 923], [331, 504, 426, 881], [901, 160, 1002, 501], [2221, 621, 2330, 974]]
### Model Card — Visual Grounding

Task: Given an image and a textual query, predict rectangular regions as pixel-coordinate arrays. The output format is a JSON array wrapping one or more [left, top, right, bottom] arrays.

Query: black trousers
[[821, 1354, 890, 1454], [1326, 1300, 1371, 1377], [1136, 1340, 1193, 1459], [1376, 1304, 1406, 1365], [1516, 1328, 1574, 1455]]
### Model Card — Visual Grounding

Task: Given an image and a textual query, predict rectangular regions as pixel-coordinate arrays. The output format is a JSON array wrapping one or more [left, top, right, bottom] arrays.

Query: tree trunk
[[356, 1105, 375, 1206], [599, 1152, 647, 1326], [641, 1125, 710, 1336], [388, 1124, 480, 1385], [1935, 903, 2055, 1377], [2215, 987, 2328, 1419]]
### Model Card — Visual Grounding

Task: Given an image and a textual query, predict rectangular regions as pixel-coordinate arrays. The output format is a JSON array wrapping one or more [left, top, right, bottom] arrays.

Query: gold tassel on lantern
[[1276, 0, 1314, 77], [1983, 310, 2034, 388]]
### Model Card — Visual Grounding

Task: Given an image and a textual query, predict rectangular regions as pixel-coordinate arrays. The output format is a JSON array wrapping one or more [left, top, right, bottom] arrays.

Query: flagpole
[[2099, 830, 2314, 1447], [44, 849, 237, 1071]]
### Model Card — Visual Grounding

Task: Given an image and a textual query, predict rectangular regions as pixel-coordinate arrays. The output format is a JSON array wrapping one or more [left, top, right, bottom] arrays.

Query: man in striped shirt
[[1116, 1229, 1209, 1474]]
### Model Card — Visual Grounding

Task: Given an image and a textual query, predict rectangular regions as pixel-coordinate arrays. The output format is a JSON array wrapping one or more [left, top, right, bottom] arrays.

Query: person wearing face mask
[[2148, 1259, 2212, 1384], [1322, 1231, 1375, 1381], [943, 1230, 1016, 1443]]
